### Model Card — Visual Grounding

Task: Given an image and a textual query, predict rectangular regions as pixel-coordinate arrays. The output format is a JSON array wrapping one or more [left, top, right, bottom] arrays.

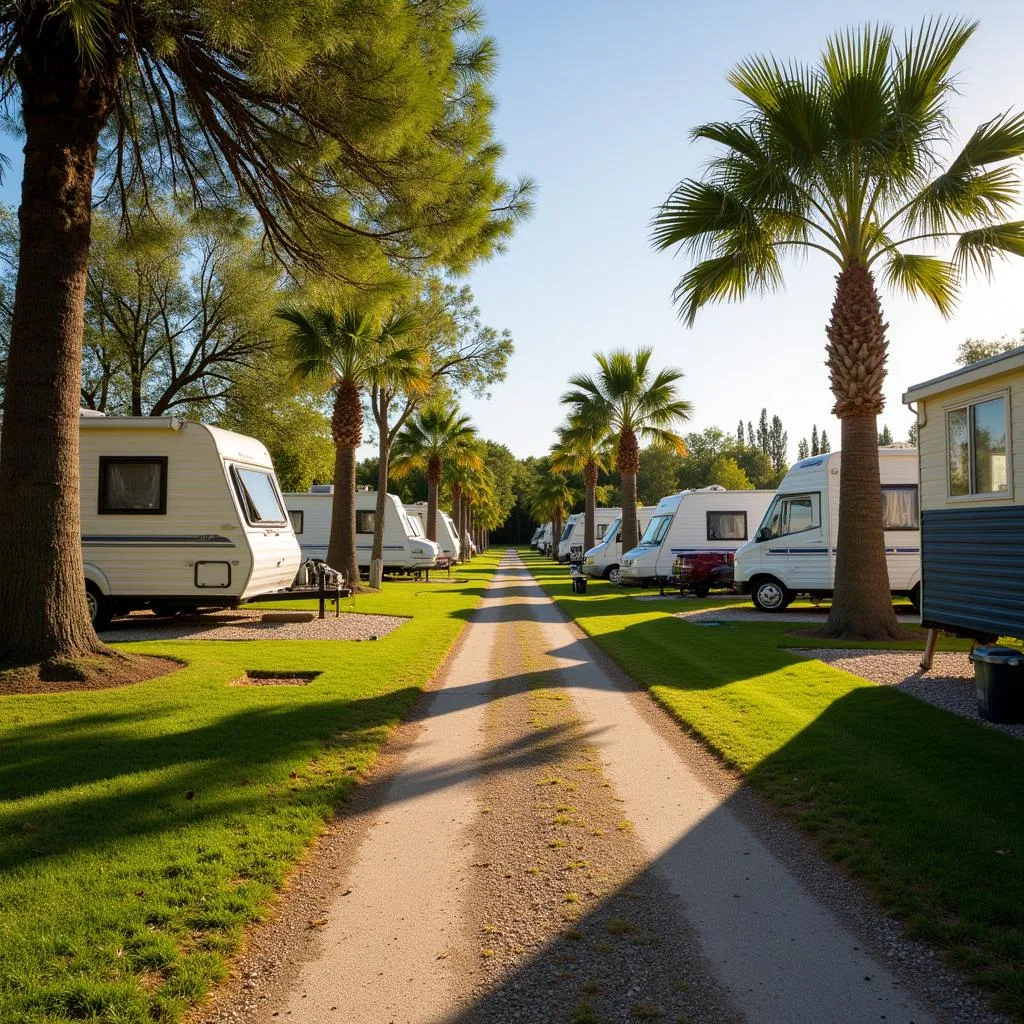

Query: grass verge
[[0, 551, 499, 1024], [522, 549, 1024, 1020]]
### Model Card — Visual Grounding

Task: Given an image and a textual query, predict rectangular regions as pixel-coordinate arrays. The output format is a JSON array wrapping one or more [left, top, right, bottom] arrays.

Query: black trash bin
[[970, 646, 1024, 724], [572, 575, 587, 594]]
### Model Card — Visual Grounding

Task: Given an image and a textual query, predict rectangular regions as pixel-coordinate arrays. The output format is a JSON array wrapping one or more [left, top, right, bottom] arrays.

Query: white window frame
[[944, 388, 1013, 502]]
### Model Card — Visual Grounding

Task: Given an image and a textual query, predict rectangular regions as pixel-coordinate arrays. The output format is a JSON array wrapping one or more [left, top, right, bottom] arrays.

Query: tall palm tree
[[392, 404, 482, 543], [651, 18, 1024, 639], [529, 470, 578, 562], [562, 349, 691, 554], [551, 419, 613, 554], [278, 306, 424, 587]]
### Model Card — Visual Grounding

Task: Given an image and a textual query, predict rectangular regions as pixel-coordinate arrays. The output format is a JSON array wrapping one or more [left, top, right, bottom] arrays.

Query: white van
[[537, 523, 553, 555], [580, 510, 653, 583], [284, 488, 439, 573], [733, 447, 921, 612], [405, 503, 460, 566], [530, 525, 544, 550], [557, 507, 622, 562], [619, 487, 774, 589], [1, 413, 302, 628]]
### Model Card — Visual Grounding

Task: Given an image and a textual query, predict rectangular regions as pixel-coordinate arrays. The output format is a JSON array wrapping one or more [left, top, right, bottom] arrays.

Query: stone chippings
[[789, 648, 1024, 741], [101, 608, 409, 643]]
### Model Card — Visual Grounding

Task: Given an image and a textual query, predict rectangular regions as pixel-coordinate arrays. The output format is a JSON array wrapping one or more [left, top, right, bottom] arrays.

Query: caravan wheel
[[751, 577, 791, 613], [604, 565, 621, 584], [86, 584, 114, 630]]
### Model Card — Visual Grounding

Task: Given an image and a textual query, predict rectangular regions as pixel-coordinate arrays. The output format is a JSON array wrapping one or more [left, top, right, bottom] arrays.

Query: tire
[[693, 583, 710, 598], [751, 577, 792, 613], [604, 565, 621, 584], [86, 583, 114, 630], [907, 584, 921, 615]]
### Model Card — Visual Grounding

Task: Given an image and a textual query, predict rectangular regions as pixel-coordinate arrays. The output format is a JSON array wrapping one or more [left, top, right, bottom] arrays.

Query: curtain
[[106, 462, 162, 510]]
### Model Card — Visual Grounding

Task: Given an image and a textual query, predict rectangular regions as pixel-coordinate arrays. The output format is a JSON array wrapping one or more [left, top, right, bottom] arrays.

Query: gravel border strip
[[788, 648, 1024, 742], [676, 606, 919, 623]]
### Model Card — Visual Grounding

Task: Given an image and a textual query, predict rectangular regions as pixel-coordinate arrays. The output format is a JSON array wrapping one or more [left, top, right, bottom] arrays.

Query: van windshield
[[232, 467, 287, 526], [602, 518, 621, 545], [639, 515, 672, 546], [560, 521, 575, 542], [757, 493, 821, 540]]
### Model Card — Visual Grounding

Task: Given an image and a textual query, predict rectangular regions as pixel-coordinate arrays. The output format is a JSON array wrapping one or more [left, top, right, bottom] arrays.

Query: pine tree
[[797, 438, 809, 459], [737, 419, 745, 446], [769, 415, 788, 472], [908, 421, 918, 446], [757, 408, 770, 455], [878, 424, 894, 446], [747, 421, 755, 448], [810, 425, 820, 456], [820, 430, 831, 453]]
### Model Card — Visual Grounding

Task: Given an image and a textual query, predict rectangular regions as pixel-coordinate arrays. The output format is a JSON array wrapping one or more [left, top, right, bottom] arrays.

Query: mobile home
[[556, 507, 622, 562], [580, 510, 654, 583], [903, 348, 1024, 639], [284, 487, 439, 573], [0, 413, 302, 628], [405, 503, 460, 566], [619, 488, 774, 588], [733, 448, 921, 612]]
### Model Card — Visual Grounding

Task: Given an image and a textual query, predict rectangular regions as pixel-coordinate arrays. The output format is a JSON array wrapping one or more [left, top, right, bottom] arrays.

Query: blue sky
[[457, 0, 1024, 458], [2, 3, 1022, 463]]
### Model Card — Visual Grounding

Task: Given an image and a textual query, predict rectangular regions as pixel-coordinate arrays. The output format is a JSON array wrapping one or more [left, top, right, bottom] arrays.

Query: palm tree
[[651, 18, 1024, 639], [278, 306, 424, 588], [562, 349, 691, 554], [392, 404, 482, 544], [551, 419, 612, 555], [529, 470, 578, 562]]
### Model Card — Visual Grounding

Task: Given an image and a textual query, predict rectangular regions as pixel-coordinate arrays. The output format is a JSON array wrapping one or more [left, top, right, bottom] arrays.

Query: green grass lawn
[[0, 552, 499, 1024], [522, 549, 1024, 1019]]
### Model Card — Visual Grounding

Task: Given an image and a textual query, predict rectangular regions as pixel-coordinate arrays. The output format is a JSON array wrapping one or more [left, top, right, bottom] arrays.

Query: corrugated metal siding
[[921, 506, 1024, 638]]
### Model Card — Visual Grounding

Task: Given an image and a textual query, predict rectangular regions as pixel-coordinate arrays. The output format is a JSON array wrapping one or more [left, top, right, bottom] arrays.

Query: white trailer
[[537, 522, 553, 555], [0, 413, 302, 629], [556, 507, 622, 562], [404, 503, 460, 566], [580, 510, 654, 583], [284, 487, 439, 573], [530, 525, 544, 549], [733, 447, 921, 611], [619, 487, 774, 587]]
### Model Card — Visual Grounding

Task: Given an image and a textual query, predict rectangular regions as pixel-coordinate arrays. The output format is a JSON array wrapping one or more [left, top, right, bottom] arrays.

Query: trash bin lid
[[970, 645, 1023, 665]]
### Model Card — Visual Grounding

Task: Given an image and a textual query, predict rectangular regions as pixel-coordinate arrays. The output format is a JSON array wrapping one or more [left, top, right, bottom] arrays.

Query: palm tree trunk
[[452, 483, 463, 560], [328, 382, 362, 588], [583, 459, 598, 553], [0, 39, 115, 666], [618, 427, 641, 553], [461, 496, 471, 555], [371, 446, 390, 580], [426, 476, 439, 544], [823, 264, 900, 640]]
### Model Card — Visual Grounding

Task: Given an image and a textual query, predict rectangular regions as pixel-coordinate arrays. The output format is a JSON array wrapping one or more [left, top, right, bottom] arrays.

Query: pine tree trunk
[[583, 459, 598, 553], [328, 382, 362, 589], [0, 29, 116, 666], [823, 264, 901, 639], [617, 427, 641, 553]]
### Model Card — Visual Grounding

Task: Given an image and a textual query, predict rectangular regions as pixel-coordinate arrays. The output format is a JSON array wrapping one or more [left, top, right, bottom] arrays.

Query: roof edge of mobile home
[[902, 344, 1024, 403]]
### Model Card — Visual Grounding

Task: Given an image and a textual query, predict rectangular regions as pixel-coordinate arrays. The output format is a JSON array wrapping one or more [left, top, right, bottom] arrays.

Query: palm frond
[[953, 222, 1024, 277], [672, 247, 783, 327], [879, 252, 959, 316]]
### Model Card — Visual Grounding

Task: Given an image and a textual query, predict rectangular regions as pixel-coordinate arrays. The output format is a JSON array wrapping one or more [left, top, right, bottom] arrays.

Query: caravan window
[[356, 510, 376, 534], [758, 493, 821, 540], [232, 467, 287, 526], [560, 521, 574, 542], [596, 523, 608, 540], [947, 395, 1009, 496], [406, 514, 424, 537], [640, 515, 672, 545], [707, 511, 747, 541], [288, 510, 304, 535], [881, 485, 919, 530], [99, 457, 167, 514]]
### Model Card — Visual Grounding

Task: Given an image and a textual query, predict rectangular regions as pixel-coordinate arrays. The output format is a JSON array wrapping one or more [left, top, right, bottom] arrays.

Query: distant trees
[[878, 425, 894, 446], [956, 333, 1022, 367], [708, 456, 752, 490]]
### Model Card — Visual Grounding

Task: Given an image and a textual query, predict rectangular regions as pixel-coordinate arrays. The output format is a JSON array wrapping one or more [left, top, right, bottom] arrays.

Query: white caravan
[[530, 525, 544, 549], [536, 522, 554, 555], [557, 507, 622, 562], [733, 447, 921, 611], [405, 503, 460, 566], [619, 487, 775, 588], [580, 510, 654, 583], [0, 413, 301, 628], [284, 487, 439, 573]]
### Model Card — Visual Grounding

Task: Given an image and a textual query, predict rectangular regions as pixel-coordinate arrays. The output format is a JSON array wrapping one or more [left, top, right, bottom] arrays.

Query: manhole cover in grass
[[230, 670, 322, 687], [691, 621, 723, 627]]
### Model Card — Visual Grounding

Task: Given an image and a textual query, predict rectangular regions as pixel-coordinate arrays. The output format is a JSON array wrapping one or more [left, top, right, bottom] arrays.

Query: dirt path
[[203, 550, 997, 1024]]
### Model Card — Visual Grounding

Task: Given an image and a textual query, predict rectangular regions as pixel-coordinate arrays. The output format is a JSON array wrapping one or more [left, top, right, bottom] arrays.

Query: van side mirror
[[756, 527, 771, 543]]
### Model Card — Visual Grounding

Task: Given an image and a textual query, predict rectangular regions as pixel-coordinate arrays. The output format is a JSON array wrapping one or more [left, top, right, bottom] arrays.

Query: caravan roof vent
[[80, 408, 107, 418], [700, 484, 726, 492], [309, 484, 334, 494]]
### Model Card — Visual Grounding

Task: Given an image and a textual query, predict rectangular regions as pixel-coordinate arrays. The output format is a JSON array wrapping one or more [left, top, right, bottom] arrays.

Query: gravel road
[[790, 648, 1024, 741], [102, 608, 408, 642]]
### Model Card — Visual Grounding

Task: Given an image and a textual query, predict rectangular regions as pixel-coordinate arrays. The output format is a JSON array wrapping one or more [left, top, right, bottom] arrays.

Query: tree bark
[[0, 23, 117, 666], [617, 427, 641, 553], [452, 483, 463, 561], [426, 476, 439, 544], [327, 445, 359, 588], [583, 459, 598, 553], [372, 436, 390, 575], [463, 496, 472, 555], [823, 264, 901, 639]]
